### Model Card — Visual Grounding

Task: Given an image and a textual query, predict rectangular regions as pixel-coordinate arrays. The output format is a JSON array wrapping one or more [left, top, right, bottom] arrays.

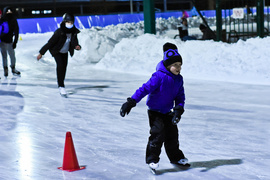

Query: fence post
[[143, 0, 156, 34], [216, 0, 222, 41], [257, 0, 264, 37]]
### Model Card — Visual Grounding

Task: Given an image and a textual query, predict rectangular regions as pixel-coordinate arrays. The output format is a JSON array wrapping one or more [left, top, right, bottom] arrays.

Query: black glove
[[172, 105, 184, 125], [13, 43, 17, 49], [120, 97, 136, 117]]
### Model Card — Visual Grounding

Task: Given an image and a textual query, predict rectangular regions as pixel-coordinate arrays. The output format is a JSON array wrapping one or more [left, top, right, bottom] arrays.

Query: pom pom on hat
[[163, 42, 178, 52]]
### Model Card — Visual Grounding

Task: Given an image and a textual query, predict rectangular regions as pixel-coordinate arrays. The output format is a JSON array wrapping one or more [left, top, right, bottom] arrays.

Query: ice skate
[[171, 158, 190, 169], [59, 87, 67, 98], [148, 162, 159, 174], [11, 67, 21, 76], [178, 158, 189, 165], [4, 67, 8, 77]]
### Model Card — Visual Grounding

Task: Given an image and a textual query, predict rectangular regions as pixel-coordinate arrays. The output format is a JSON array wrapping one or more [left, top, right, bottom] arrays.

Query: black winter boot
[[4, 67, 8, 77]]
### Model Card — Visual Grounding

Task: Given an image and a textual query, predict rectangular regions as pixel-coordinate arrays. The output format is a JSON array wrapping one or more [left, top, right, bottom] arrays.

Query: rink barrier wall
[[17, 11, 207, 34], [17, 8, 262, 34], [18, 12, 182, 34]]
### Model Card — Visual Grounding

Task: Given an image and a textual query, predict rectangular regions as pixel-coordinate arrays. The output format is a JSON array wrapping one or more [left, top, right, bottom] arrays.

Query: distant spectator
[[182, 10, 189, 19], [0, 9, 9, 42], [245, 5, 252, 15], [0, 6, 20, 77], [177, 18, 196, 41], [199, 24, 216, 41], [0, 9, 9, 79]]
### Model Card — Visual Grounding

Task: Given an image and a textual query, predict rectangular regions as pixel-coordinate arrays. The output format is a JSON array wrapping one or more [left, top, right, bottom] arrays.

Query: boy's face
[[168, 62, 182, 75]]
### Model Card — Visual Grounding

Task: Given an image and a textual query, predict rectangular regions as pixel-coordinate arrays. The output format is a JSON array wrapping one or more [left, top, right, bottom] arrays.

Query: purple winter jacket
[[131, 60, 185, 114]]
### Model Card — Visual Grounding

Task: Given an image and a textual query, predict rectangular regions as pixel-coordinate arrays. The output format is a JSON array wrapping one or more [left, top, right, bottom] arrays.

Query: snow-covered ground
[[0, 21, 270, 180]]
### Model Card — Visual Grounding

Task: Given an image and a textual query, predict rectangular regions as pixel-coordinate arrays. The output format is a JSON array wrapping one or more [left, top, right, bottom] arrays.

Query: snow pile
[[22, 17, 270, 85], [94, 33, 270, 85], [72, 17, 201, 64], [72, 29, 118, 63], [94, 34, 177, 74], [72, 23, 145, 63]]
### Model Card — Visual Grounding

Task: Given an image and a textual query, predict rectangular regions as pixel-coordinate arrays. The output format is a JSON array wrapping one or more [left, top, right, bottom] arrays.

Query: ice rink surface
[[0, 65, 269, 180], [0, 28, 270, 179]]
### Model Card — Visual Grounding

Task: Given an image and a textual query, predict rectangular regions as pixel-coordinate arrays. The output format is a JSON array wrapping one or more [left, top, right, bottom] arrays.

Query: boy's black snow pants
[[54, 53, 68, 87], [146, 110, 185, 164]]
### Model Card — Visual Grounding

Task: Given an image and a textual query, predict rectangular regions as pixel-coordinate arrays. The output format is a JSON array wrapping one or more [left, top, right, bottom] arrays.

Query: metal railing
[[216, 0, 269, 43]]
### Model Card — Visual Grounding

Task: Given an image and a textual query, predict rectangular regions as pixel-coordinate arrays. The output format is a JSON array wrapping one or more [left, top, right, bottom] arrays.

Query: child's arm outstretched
[[120, 73, 161, 117], [120, 98, 137, 117], [37, 30, 60, 60]]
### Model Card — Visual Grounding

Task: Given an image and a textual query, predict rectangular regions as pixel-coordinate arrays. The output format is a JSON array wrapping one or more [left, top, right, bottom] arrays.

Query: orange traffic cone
[[58, 132, 86, 172]]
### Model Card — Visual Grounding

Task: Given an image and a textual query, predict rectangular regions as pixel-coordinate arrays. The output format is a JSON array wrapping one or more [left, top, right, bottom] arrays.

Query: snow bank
[[21, 18, 269, 85], [94, 33, 270, 85]]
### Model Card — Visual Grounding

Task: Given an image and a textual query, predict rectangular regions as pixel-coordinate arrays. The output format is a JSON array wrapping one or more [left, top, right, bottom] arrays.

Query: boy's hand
[[172, 116, 181, 125], [120, 97, 136, 117], [75, 45, 81, 50], [13, 43, 17, 49], [37, 54, 42, 60], [172, 105, 184, 125]]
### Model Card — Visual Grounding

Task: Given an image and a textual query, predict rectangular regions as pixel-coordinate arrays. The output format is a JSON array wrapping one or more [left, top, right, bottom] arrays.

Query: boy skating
[[120, 42, 189, 173]]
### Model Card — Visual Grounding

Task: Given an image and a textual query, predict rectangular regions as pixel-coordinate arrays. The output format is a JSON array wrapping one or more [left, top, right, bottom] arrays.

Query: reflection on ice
[[0, 77, 24, 131], [17, 127, 33, 178]]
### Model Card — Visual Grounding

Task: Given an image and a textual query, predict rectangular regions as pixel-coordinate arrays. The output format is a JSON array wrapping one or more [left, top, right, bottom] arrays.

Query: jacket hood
[[156, 60, 176, 77], [3, 6, 13, 15], [2, 6, 16, 20]]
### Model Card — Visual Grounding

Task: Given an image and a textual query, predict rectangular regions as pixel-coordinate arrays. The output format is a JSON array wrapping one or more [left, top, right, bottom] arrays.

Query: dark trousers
[[0, 42, 16, 68], [54, 53, 68, 87], [146, 110, 185, 164]]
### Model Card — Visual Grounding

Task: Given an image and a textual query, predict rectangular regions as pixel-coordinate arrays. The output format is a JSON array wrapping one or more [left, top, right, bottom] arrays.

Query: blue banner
[[18, 12, 187, 34], [18, 13, 145, 34], [16, 7, 263, 34]]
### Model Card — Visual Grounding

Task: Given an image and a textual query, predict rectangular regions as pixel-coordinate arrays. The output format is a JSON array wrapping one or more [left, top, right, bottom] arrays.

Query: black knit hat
[[163, 49, 182, 67], [163, 42, 178, 52], [63, 13, 75, 22]]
